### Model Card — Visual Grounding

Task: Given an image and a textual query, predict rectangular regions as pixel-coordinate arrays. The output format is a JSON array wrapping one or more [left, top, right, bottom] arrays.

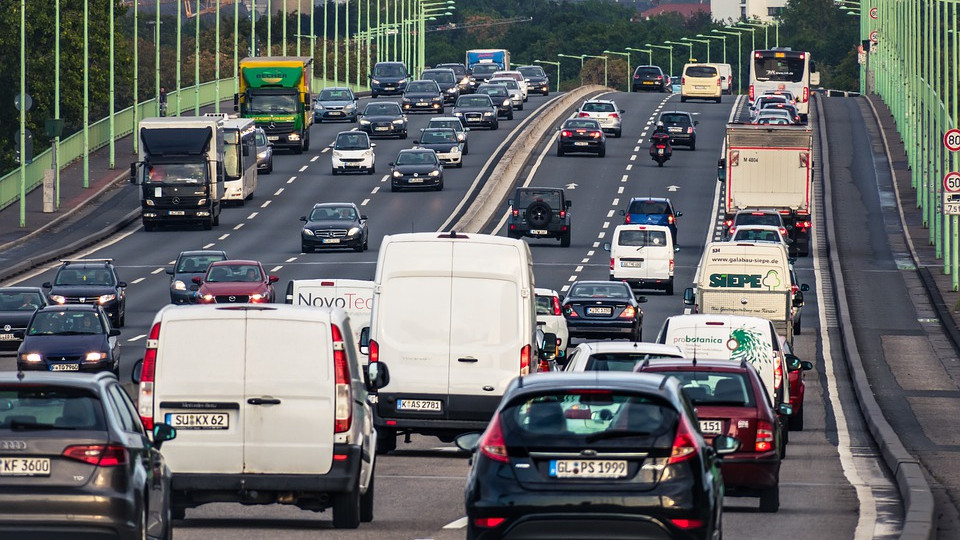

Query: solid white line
[[127, 334, 146, 342], [261, 200, 271, 208], [287, 176, 296, 184], [285, 257, 297, 263], [233, 223, 244, 230], [310, 156, 319, 162], [218, 234, 229, 240], [361, 198, 370, 206], [299, 165, 309, 172], [443, 517, 468, 529], [247, 212, 258, 219], [274, 188, 284, 196], [606, 210, 614, 218], [150, 267, 164, 275], [203, 243, 215, 249], [131, 277, 145, 284], [371, 186, 380, 194], [270, 266, 283, 273]]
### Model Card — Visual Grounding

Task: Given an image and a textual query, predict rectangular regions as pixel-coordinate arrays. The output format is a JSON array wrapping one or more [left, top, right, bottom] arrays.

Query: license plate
[[658, 149, 664, 155], [695, 85, 707, 90], [643, 81, 654, 85], [50, 364, 79, 371], [620, 260, 643, 268], [166, 412, 230, 430], [408, 178, 423, 183], [417, 102, 427, 106], [321, 238, 341, 244], [530, 229, 548, 235], [169, 210, 185, 216], [668, 127, 682, 133], [375, 127, 390, 131], [267, 136, 279, 141], [586, 306, 612, 315], [699, 420, 723, 435], [549, 459, 627, 479], [328, 111, 342, 116], [0, 457, 50, 477], [396, 399, 442, 411], [574, 142, 589, 146], [0, 334, 16, 341]]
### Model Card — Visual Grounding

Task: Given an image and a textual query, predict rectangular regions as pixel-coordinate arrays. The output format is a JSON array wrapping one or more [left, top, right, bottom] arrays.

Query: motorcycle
[[649, 132, 672, 167]]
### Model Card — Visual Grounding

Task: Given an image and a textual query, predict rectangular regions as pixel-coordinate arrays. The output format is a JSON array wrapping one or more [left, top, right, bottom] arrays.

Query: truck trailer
[[465, 49, 510, 71], [235, 56, 313, 154]]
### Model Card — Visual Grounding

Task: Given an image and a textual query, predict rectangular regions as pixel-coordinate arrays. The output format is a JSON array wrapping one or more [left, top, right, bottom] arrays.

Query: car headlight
[[289, 133, 300, 141], [502, 99, 511, 107], [450, 146, 461, 154], [398, 78, 407, 84], [457, 133, 465, 141], [200, 294, 214, 302], [145, 199, 155, 206], [49, 294, 66, 304], [392, 119, 405, 125], [446, 87, 457, 93], [360, 119, 371, 125], [302, 228, 315, 236], [347, 227, 361, 236], [428, 170, 440, 177], [344, 103, 356, 111], [197, 199, 207, 206], [85, 352, 107, 363], [483, 111, 494, 116], [372, 79, 380, 84], [21, 353, 42, 363], [172, 280, 187, 291], [250, 293, 266, 302], [257, 151, 268, 159], [332, 151, 343, 159], [433, 96, 442, 101], [392, 171, 403, 177], [98, 293, 116, 304], [454, 111, 463, 116]]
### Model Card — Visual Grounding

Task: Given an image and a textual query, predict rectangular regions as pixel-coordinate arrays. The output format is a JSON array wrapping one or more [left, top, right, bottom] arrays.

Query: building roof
[[639, 2, 710, 19]]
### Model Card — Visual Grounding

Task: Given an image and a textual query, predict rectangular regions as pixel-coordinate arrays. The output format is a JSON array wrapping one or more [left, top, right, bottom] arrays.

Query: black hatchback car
[[557, 118, 606, 157], [457, 372, 738, 540], [507, 187, 573, 246], [359, 102, 409, 139], [165, 249, 228, 304], [17, 305, 121, 375], [633, 65, 670, 92], [476, 84, 514, 119], [0, 371, 177, 539], [0, 287, 49, 354], [453, 94, 499, 130], [401, 80, 445, 113], [390, 149, 444, 192], [562, 280, 646, 341], [517, 65, 550, 96], [658, 110, 698, 150], [43, 259, 127, 327], [300, 202, 369, 252]]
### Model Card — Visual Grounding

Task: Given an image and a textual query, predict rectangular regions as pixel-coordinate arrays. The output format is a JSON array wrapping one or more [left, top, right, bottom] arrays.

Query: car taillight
[[537, 359, 551, 372], [559, 210, 567, 219], [656, 75, 662, 80], [791, 284, 799, 295], [578, 112, 590, 118], [619, 306, 636, 319], [681, 76, 686, 85], [552, 296, 562, 316], [802, 86, 809, 102], [561, 130, 572, 137], [332, 323, 353, 433], [774, 355, 783, 395], [590, 131, 602, 138], [563, 305, 578, 317], [687, 127, 693, 134], [624, 215, 631, 224], [633, 74, 640, 79], [668, 417, 698, 464], [520, 344, 531, 375], [717, 77, 721, 86], [610, 257, 615, 271], [779, 227, 787, 236], [610, 113, 620, 119], [512, 209, 519, 217], [62, 444, 128, 467], [138, 322, 161, 430], [756, 420, 774, 452], [670, 518, 704, 530], [724, 219, 733, 228], [749, 85, 755, 100], [479, 415, 509, 463], [369, 338, 379, 363], [475, 517, 506, 528], [669, 259, 674, 273]]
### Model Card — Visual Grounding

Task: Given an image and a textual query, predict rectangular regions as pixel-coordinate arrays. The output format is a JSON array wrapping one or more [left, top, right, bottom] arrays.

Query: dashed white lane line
[[575, 265, 584, 273], [621, 174, 629, 182], [602, 221, 610, 229], [581, 258, 589, 263], [167, 260, 176, 265], [636, 138, 644, 144], [625, 164, 633, 171], [310, 156, 319, 162], [592, 242, 600, 248], [633, 146, 640, 152], [321, 147, 330, 153], [617, 186, 624, 194], [561, 285, 570, 293], [247, 212, 259, 219], [131, 278, 145, 284], [203, 243, 215, 249], [361, 198, 371, 206], [629, 154, 636, 161], [274, 188, 284, 196], [606, 210, 614, 218], [287, 176, 297, 184], [270, 266, 283, 273], [381, 175, 389, 182], [127, 334, 146, 342], [233, 223, 244, 230], [371, 186, 380, 194], [218, 234, 229, 240], [597, 232, 606, 239], [587, 250, 595, 256], [261, 200, 271, 208], [612, 198, 619, 206], [567, 275, 577, 282], [285, 257, 297, 263], [299, 165, 309, 172], [443, 517, 468, 529], [150, 267, 164, 275]]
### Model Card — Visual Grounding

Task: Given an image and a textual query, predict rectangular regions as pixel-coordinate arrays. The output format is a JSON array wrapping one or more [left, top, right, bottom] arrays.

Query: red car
[[193, 260, 278, 304], [636, 358, 790, 513], [782, 338, 813, 431]]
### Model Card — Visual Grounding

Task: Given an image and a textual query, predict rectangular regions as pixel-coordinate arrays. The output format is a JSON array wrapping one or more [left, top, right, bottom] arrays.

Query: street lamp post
[[626, 47, 653, 66], [645, 43, 674, 76], [713, 29, 744, 94], [682, 37, 712, 63], [698, 34, 727, 64], [557, 53, 585, 86], [603, 50, 631, 92], [534, 59, 560, 92], [728, 24, 756, 53], [582, 54, 608, 87], [738, 21, 771, 50], [664, 40, 693, 61]]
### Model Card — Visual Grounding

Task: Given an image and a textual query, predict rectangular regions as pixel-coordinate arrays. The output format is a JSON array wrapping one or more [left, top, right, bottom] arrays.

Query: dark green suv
[[506, 187, 573, 247]]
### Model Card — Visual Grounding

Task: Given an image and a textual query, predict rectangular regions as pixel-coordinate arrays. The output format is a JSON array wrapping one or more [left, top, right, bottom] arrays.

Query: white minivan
[[605, 224, 675, 295], [363, 231, 539, 452], [134, 304, 388, 528]]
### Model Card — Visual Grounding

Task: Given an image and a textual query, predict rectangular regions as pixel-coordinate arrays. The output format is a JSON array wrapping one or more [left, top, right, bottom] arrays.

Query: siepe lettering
[[709, 274, 762, 288], [297, 292, 373, 311]]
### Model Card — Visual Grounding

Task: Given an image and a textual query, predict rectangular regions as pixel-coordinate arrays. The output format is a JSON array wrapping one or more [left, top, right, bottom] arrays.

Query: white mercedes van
[[285, 278, 374, 352], [363, 231, 538, 452], [605, 224, 675, 294], [134, 304, 388, 528]]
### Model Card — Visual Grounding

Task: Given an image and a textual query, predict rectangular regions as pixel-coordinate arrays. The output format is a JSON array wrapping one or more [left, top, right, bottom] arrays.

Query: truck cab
[[236, 57, 314, 154]]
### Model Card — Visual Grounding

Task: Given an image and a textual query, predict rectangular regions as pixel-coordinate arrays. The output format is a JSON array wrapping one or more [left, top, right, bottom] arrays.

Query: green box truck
[[235, 57, 313, 154]]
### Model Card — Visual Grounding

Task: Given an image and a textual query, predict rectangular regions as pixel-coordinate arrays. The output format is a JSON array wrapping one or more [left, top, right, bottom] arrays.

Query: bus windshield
[[753, 56, 804, 83]]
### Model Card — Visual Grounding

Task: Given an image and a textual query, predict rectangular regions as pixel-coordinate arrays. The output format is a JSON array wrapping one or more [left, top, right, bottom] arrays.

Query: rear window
[[581, 102, 615, 113], [635, 67, 661, 77], [0, 386, 106, 431], [501, 391, 678, 445], [582, 353, 683, 372], [685, 66, 718, 78], [618, 229, 668, 247], [659, 113, 690, 125], [568, 283, 630, 299], [653, 371, 756, 407], [628, 200, 670, 215], [733, 229, 781, 243], [535, 295, 554, 316], [563, 120, 601, 130], [736, 213, 782, 227], [423, 71, 455, 83], [515, 190, 561, 207]]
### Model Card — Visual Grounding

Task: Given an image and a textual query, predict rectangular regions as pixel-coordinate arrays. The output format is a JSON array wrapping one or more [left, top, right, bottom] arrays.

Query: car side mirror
[[801, 360, 814, 371], [152, 423, 177, 449], [192, 276, 203, 284], [800, 284, 810, 292], [618, 209, 625, 216], [165, 269, 174, 275], [300, 216, 307, 222], [388, 162, 395, 167], [454, 432, 481, 452], [603, 242, 611, 251], [366, 361, 390, 391], [793, 292, 804, 307], [268, 275, 279, 284], [464, 127, 470, 132], [371, 143, 376, 148], [328, 143, 335, 148], [683, 288, 695, 305], [675, 211, 682, 217], [565, 200, 572, 209], [620, 109, 625, 114], [413, 140, 420, 144], [358, 327, 370, 354], [717, 158, 727, 182], [785, 353, 801, 372], [540, 332, 558, 361], [42, 282, 52, 289], [109, 329, 121, 337], [360, 214, 368, 221], [712, 435, 739, 456], [131, 359, 143, 384], [694, 120, 699, 126], [129, 163, 138, 184], [778, 403, 794, 416], [118, 282, 127, 288]]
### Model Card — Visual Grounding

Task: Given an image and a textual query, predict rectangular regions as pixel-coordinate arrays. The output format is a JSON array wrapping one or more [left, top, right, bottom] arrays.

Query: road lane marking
[[607, 210, 614, 218], [310, 156, 319, 162], [247, 212, 258, 219], [287, 176, 296, 184], [561, 285, 570, 292], [597, 232, 605, 239], [127, 334, 146, 342], [592, 242, 599, 248], [381, 175, 389, 182], [270, 266, 283, 272], [274, 188, 284, 196], [218, 234, 229, 240], [634, 146, 640, 152], [629, 154, 636, 161], [131, 278, 145, 284], [443, 517, 468, 529], [575, 265, 583, 272], [617, 186, 624, 194], [321, 147, 330, 153], [625, 165, 632, 172], [612, 198, 619, 206], [371, 186, 380, 194], [568, 275, 577, 282], [261, 200, 271, 208], [150, 268, 165, 275], [285, 257, 297, 263], [233, 223, 244, 230], [602, 221, 610, 229], [361, 198, 370, 206], [203, 243, 215, 249], [621, 174, 629, 182], [587, 250, 595, 256], [581, 258, 589, 263]]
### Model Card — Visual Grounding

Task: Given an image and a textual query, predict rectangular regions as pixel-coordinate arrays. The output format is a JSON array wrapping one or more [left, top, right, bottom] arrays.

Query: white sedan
[[563, 341, 685, 372]]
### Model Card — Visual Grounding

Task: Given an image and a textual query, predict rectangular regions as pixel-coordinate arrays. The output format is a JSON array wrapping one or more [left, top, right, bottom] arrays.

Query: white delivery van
[[605, 224, 675, 295], [134, 304, 388, 528], [714, 63, 733, 94], [286, 279, 374, 351], [363, 231, 537, 452], [655, 313, 787, 407]]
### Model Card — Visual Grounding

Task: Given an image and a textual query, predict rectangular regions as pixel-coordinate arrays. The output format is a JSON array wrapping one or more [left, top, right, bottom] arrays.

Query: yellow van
[[680, 63, 722, 103]]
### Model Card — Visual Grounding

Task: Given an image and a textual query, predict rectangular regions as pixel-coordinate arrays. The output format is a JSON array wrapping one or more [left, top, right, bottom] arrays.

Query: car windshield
[[364, 103, 402, 116], [428, 120, 462, 132], [733, 229, 782, 243], [518, 66, 544, 78], [491, 79, 518, 90], [255, 130, 267, 146], [628, 200, 670, 215], [54, 267, 116, 286], [471, 64, 499, 76], [396, 152, 437, 166], [685, 66, 718, 78], [500, 391, 678, 446], [176, 254, 226, 273], [0, 386, 107, 431], [563, 120, 601, 130], [0, 291, 44, 311], [146, 162, 206, 184], [423, 71, 455, 83], [246, 93, 297, 114], [458, 96, 492, 107], [618, 229, 668, 247], [757, 118, 790, 125], [310, 206, 357, 221], [335, 133, 369, 150], [206, 264, 262, 283], [582, 353, 684, 372], [478, 86, 507, 97], [28, 311, 103, 336], [737, 213, 782, 227], [420, 130, 457, 144], [319, 89, 353, 101], [569, 283, 630, 299], [406, 81, 438, 93], [515, 190, 561, 207], [374, 63, 406, 77], [581, 102, 615, 113], [660, 113, 691, 125], [654, 371, 756, 407]]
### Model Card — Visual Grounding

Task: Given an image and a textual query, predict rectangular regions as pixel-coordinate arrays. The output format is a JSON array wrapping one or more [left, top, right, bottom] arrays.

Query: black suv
[[17, 304, 121, 375], [632, 65, 670, 92], [43, 259, 127, 327], [507, 187, 573, 247], [657, 110, 698, 149]]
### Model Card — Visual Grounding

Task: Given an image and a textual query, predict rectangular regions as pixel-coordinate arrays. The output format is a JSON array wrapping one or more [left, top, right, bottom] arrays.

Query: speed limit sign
[[945, 172, 960, 192], [945, 129, 960, 152]]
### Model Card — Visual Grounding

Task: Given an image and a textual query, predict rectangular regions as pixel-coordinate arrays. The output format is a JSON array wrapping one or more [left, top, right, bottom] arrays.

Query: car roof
[[0, 286, 46, 293], [178, 249, 227, 257], [505, 371, 677, 399], [210, 259, 261, 266], [422, 68, 455, 74], [58, 259, 114, 268], [573, 341, 685, 356], [534, 287, 560, 296], [734, 224, 783, 231], [398, 148, 437, 154], [660, 110, 692, 117], [320, 86, 351, 92], [0, 371, 115, 387], [312, 202, 358, 209], [637, 358, 756, 373], [629, 196, 672, 204], [584, 98, 616, 105], [36, 304, 102, 313]]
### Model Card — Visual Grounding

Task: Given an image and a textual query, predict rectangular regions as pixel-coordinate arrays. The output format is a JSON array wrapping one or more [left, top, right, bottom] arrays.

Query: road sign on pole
[[869, 7, 878, 19], [944, 172, 960, 192], [944, 172, 960, 215], [870, 30, 880, 44], [945, 129, 960, 152]]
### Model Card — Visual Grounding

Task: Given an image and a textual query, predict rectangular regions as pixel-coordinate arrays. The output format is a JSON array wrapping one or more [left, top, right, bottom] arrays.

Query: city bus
[[748, 49, 820, 120]]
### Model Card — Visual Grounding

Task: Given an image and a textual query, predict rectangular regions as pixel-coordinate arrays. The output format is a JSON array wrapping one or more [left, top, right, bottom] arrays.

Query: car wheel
[[162, 498, 173, 540], [665, 280, 674, 296], [363, 238, 369, 251], [202, 219, 212, 231], [143, 221, 155, 232], [400, 131, 408, 140], [332, 488, 361, 529], [657, 160, 664, 167], [171, 506, 186, 521], [301, 243, 313, 253], [371, 92, 379, 99], [715, 96, 722, 104], [614, 129, 621, 138], [391, 184, 399, 192], [137, 499, 148, 540], [680, 96, 687, 103], [759, 486, 780, 513], [630, 325, 641, 342], [690, 140, 696, 151], [491, 121, 499, 130], [527, 200, 553, 229], [793, 315, 802, 335], [518, 102, 524, 111], [560, 231, 571, 248], [266, 159, 273, 174], [436, 179, 444, 191], [332, 167, 339, 176], [788, 406, 804, 431], [557, 145, 565, 157], [360, 464, 375, 523], [598, 146, 606, 158], [369, 164, 376, 175], [377, 428, 397, 454], [463, 142, 469, 155]]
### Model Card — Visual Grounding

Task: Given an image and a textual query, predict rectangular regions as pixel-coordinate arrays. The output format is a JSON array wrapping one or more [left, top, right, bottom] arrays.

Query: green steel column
[[176, 0, 182, 116], [215, 0, 221, 113], [268, 0, 272, 54], [356, 0, 362, 89], [55, 0, 61, 206], [83, 0, 89, 188], [335, 0, 340, 86], [133, 0, 138, 155], [952, 0, 959, 289], [109, 0, 115, 168], [297, 0, 302, 56], [366, 0, 371, 88], [235, 0, 239, 96], [936, 0, 943, 256], [376, 0, 382, 63], [18, 0, 25, 225], [310, 0, 315, 61], [323, 0, 328, 82], [252, 0, 256, 56], [156, 0, 161, 115], [346, 0, 351, 89], [195, 0, 200, 116], [393, 0, 399, 62], [283, 0, 287, 56]]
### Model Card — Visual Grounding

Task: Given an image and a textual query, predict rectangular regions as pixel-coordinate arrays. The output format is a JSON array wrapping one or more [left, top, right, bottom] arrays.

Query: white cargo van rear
[[606, 224, 675, 294], [365, 232, 537, 452], [286, 278, 374, 351], [135, 304, 385, 528]]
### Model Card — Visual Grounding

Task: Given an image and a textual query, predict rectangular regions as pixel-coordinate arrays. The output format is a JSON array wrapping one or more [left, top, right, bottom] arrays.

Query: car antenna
[[639, 358, 650, 371]]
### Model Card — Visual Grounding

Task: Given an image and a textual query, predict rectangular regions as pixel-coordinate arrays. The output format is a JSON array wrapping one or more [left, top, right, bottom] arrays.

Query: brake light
[[332, 324, 352, 433], [802, 86, 809, 102], [756, 420, 774, 452], [670, 518, 704, 530], [512, 209, 519, 217], [619, 306, 636, 319], [791, 284, 799, 295], [656, 75, 662, 80], [552, 295, 562, 316], [774, 355, 783, 396], [610, 257, 615, 271], [717, 77, 721, 86], [749, 85, 755, 100], [578, 112, 590, 118], [724, 219, 733, 228], [561, 130, 572, 137], [479, 415, 509, 463], [633, 74, 640, 79], [798, 220, 811, 229], [624, 215, 631, 224], [610, 113, 620, 119], [559, 210, 567, 219], [590, 131, 602, 138], [537, 359, 551, 373], [668, 417, 698, 464], [368, 338, 379, 363], [669, 259, 674, 273], [520, 344, 531, 375], [681, 76, 686, 85], [474, 517, 506, 528], [687, 127, 693, 134], [564, 305, 578, 317], [62, 444, 128, 467], [138, 322, 161, 430]]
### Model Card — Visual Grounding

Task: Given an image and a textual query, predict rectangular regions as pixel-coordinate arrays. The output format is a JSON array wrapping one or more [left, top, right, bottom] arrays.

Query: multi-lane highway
[[0, 90, 907, 538]]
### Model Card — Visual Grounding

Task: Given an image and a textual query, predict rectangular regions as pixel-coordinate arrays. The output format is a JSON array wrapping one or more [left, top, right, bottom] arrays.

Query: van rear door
[[242, 308, 335, 474], [448, 241, 525, 421]]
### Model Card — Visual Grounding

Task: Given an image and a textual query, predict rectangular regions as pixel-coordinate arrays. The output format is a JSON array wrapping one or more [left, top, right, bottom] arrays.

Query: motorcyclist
[[649, 122, 672, 159]]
